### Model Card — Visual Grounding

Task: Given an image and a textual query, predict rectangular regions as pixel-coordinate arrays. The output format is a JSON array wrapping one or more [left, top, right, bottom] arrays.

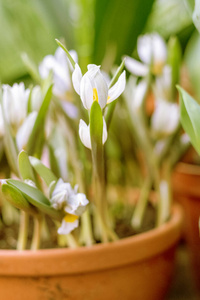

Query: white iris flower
[[2, 83, 29, 135], [72, 63, 126, 110], [154, 66, 172, 101], [50, 178, 89, 235], [0, 106, 5, 138], [39, 47, 77, 101], [31, 86, 43, 111], [151, 100, 179, 138], [79, 118, 108, 149], [125, 33, 167, 76], [16, 111, 38, 151]]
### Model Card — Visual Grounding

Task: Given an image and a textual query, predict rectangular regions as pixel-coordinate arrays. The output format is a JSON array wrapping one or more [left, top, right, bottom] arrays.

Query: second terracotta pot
[[173, 162, 200, 292]]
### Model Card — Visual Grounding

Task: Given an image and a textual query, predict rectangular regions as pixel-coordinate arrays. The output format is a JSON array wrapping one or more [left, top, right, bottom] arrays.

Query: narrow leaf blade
[[18, 150, 36, 182], [7, 179, 63, 221], [26, 84, 53, 156], [2, 183, 36, 215], [29, 156, 58, 187], [55, 39, 76, 69], [178, 86, 200, 154]]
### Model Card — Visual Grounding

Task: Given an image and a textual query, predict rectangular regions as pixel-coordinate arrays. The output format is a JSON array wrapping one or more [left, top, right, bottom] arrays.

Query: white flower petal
[[154, 65, 172, 100], [108, 71, 126, 103], [78, 65, 108, 110], [102, 117, 108, 144], [125, 56, 148, 76], [51, 179, 77, 210], [151, 34, 167, 65], [2, 83, 29, 133], [151, 101, 179, 137], [133, 79, 148, 110], [61, 102, 78, 119], [138, 33, 167, 67], [0, 106, 4, 138], [31, 86, 43, 111], [39, 47, 78, 99], [39, 55, 57, 79], [93, 70, 108, 109], [79, 119, 91, 149], [80, 74, 94, 110], [16, 111, 37, 151], [72, 63, 82, 95], [69, 50, 78, 64], [57, 219, 79, 235], [65, 193, 89, 216], [87, 64, 101, 74]]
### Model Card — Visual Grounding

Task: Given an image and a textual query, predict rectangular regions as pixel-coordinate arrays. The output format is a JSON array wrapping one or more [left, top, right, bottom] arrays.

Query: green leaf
[[21, 53, 41, 83], [90, 101, 103, 150], [108, 59, 126, 89], [26, 84, 53, 156], [18, 150, 36, 182], [90, 101, 104, 176], [178, 86, 200, 154], [2, 183, 37, 215], [193, 0, 200, 33], [29, 156, 58, 187], [168, 36, 182, 98], [55, 39, 76, 69], [27, 85, 33, 114], [8, 179, 49, 204], [0, 0, 74, 83], [7, 179, 63, 221], [48, 144, 61, 179], [93, 0, 154, 64]]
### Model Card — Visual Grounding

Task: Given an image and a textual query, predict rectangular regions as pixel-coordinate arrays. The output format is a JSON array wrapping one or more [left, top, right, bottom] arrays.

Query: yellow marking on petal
[[64, 213, 79, 223], [152, 61, 164, 75], [107, 96, 110, 103], [93, 88, 98, 102]]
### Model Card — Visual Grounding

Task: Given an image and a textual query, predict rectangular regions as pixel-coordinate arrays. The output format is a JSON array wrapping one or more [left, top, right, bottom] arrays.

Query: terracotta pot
[[173, 162, 200, 292], [0, 204, 182, 300]]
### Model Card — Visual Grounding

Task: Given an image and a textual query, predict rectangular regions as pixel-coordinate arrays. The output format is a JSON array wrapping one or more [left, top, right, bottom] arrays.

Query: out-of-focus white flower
[[125, 77, 149, 112], [39, 47, 77, 100], [72, 63, 126, 110], [31, 86, 43, 111], [79, 118, 108, 149], [16, 111, 37, 151], [154, 66, 172, 101], [151, 100, 179, 138], [2, 83, 29, 134], [50, 178, 89, 235], [125, 33, 167, 76], [0, 106, 5, 138]]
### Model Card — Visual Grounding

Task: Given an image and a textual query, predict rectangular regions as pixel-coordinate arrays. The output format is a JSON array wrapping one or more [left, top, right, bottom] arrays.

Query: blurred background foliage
[[0, 0, 198, 98]]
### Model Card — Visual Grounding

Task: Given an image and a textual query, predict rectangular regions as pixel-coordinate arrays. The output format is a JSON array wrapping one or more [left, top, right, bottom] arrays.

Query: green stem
[[31, 216, 42, 250], [80, 209, 94, 246], [159, 161, 172, 223], [65, 233, 80, 248], [92, 148, 118, 243], [17, 211, 29, 250], [131, 176, 152, 230], [57, 108, 94, 246], [125, 99, 163, 226]]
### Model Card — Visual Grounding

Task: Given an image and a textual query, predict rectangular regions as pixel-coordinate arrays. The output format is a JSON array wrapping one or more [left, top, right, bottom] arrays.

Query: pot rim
[[0, 204, 183, 276], [175, 162, 200, 176], [173, 162, 200, 197]]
